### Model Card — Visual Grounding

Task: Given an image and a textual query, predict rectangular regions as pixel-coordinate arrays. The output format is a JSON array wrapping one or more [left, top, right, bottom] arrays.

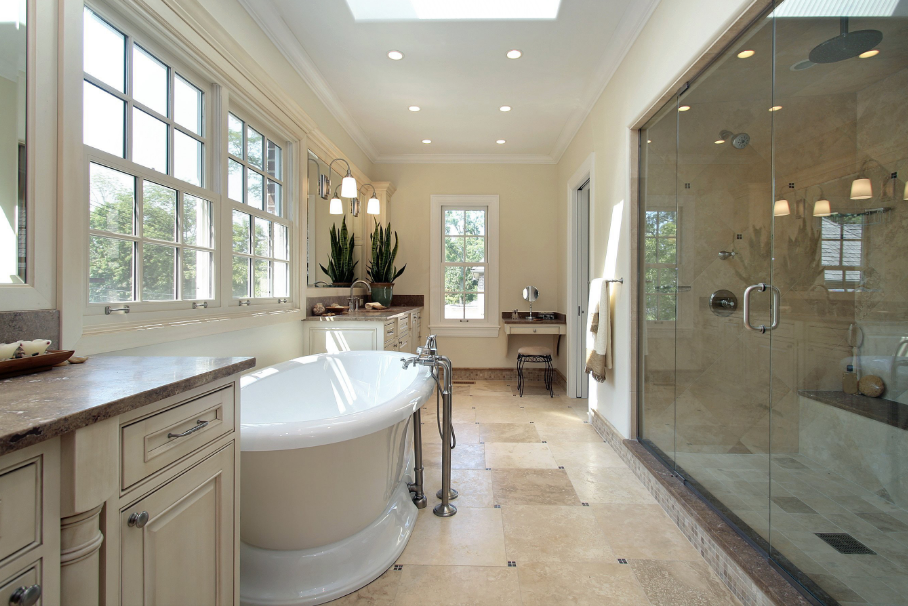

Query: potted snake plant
[[367, 220, 406, 306], [319, 216, 357, 287]]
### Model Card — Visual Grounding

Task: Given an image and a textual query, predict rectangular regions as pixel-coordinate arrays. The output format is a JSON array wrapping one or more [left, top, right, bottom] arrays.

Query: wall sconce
[[904, 180, 907, 201], [360, 184, 381, 215], [307, 157, 330, 199], [773, 199, 791, 216], [328, 158, 357, 198], [329, 185, 343, 215], [851, 177, 873, 200], [813, 198, 832, 217]]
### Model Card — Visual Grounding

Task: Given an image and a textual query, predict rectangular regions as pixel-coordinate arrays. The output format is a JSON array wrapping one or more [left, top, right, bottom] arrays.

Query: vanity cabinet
[[305, 308, 423, 355], [0, 356, 252, 606]]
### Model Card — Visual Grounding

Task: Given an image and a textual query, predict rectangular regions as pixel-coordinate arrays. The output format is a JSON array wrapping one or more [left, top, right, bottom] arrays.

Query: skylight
[[345, 0, 561, 21], [771, 0, 904, 17]]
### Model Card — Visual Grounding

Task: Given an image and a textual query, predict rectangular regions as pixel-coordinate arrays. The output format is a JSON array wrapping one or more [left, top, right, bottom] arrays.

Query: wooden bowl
[[0, 350, 76, 379]]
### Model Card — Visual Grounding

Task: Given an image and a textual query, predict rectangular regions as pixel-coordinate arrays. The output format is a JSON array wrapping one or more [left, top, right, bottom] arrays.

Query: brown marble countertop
[[799, 390, 908, 430], [305, 305, 422, 322], [0, 356, 256, 456], [501, 311, 566, 325]]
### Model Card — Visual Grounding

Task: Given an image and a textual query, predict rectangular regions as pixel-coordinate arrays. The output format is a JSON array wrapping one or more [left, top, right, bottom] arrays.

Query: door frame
[[566, 153, 595, 399]]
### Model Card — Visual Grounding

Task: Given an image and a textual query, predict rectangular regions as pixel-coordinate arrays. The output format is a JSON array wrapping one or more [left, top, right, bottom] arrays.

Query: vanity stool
[[517, 346, 554, 397]]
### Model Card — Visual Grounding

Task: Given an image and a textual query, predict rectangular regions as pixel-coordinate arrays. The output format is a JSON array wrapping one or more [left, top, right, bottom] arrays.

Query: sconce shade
[[367, 196, 380, 215], [851, 178, 872, 200], [774, 199, 791, 217], [341, 174, 357, 198], [904, 181, 907, 201], [330, 197, 343, 215], [813, 199, 832, 217]]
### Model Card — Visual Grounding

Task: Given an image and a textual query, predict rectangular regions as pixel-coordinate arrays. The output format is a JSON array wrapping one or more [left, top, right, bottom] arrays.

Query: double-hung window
[[226, 112, 290, 300], [429, 195, 499, 337], [821, 216, 863, 292], [83, 7, 213, 307]]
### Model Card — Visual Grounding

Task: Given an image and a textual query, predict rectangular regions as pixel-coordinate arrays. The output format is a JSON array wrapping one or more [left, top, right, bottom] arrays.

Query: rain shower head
[[808, 17, 882, 64]]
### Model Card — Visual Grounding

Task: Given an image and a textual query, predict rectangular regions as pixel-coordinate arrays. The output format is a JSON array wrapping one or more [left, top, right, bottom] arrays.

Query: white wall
[[375, 163, 562, 370], [555, 0, 755, 438]]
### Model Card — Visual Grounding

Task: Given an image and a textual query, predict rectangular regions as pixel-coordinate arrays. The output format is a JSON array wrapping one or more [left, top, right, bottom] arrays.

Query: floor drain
[[815, 533, 876, 555]]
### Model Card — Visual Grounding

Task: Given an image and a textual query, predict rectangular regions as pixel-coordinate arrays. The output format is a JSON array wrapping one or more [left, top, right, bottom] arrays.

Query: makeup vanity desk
[[502, 312, 567, 355]]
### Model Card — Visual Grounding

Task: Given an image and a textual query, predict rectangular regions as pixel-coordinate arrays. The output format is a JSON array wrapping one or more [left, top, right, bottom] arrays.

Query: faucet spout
[[349, 280, 372, 312]]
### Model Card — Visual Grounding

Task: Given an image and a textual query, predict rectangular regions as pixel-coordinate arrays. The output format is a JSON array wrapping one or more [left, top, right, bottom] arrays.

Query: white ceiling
[[238, 0, 660, 164]]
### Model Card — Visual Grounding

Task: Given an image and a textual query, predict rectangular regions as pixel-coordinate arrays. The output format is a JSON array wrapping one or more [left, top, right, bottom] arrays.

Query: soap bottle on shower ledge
[[843, 364, 859, 395]]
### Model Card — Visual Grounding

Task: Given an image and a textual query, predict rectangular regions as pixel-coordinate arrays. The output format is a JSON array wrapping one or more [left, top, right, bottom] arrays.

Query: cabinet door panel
[[309, 327, 378, 354], [121, 444, 234, 606]]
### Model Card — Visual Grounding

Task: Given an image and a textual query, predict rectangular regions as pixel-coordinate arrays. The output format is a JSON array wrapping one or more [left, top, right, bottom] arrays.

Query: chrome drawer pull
[[167, 419, 209, 439], [9, 585, 41, 606], [128, 511, 149, 528]]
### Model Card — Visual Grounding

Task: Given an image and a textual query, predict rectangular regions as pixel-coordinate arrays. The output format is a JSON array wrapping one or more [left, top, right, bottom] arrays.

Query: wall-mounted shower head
[[808, 17, 882, 64], [732, 133, 750, 149]]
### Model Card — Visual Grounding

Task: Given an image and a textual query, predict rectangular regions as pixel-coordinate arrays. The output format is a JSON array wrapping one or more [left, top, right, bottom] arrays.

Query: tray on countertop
[[0, 350, 75, 379]]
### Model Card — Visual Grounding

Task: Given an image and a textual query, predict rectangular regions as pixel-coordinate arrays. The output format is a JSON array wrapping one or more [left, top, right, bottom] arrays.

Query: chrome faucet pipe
[[349, 279, 371, 312], [408, 407, 427, 509]]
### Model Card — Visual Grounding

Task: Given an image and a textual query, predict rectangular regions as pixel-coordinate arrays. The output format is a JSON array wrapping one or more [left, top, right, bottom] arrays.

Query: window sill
[[76, 307, 302, 354], [428, 324, 500, 338]]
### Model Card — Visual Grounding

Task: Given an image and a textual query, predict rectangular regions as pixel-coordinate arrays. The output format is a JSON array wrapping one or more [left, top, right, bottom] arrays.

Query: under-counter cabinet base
[[305, 308, 423, 355]]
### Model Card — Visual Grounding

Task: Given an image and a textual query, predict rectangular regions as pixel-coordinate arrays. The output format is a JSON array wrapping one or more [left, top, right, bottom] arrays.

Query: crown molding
[[237, 0, 380, 163], [374, 154, 556, 165], [548, 0, 662, 163]]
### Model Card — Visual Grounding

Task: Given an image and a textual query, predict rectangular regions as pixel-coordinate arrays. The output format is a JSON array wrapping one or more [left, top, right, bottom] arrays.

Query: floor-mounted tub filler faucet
[[348, 280, 371, 311], [403, 335, 458, 517]]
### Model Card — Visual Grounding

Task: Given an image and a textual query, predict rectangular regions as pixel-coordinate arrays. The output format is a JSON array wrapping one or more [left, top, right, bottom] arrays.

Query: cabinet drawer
[[0, 563, 40, 606], [510, 325, 561, 335], [0, 460, 40, 566], [121, 386, 235, 489]]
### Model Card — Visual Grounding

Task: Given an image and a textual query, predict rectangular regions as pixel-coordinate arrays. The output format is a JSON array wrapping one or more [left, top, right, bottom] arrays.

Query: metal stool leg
[[545, 356, 554, 397], [517, 355, 524, 397]]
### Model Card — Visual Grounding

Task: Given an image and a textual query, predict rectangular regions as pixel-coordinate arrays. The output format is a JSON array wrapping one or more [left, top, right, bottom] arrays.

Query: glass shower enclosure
[[638, 2, 908, 604]]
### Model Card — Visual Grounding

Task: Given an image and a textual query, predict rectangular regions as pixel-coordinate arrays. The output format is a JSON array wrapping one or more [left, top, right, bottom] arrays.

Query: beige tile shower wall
[[373, 163, 561, 371]]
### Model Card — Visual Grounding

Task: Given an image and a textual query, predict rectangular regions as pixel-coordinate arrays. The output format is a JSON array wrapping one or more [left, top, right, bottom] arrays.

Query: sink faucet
[[349, 280, 371, 312], [402, 335, 457, 518]]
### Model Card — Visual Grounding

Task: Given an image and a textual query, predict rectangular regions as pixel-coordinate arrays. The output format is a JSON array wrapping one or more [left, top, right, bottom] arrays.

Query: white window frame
[[429, 195, 499, 337], [81, 4, 219, 316], [643, 208, 678, 323], [223, 106, 293, 305]]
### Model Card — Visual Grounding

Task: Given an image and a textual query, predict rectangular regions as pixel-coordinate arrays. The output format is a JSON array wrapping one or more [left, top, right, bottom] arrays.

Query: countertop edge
[[304, 305, 423, 322], [0, 357, 256, 456]]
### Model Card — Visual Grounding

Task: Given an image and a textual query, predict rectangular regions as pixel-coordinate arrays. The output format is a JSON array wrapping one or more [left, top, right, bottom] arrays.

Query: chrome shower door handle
[[743, 283, 767, 333], [742, 283, 781, 333]]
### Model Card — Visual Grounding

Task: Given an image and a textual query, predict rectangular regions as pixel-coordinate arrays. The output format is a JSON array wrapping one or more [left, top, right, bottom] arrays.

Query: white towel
[[585, 278, 612, 382]]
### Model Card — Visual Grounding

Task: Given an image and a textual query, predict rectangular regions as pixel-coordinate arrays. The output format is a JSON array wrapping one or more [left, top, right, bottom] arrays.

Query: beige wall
[[555, 0, 756, 437], [374, 163, 562, 369]]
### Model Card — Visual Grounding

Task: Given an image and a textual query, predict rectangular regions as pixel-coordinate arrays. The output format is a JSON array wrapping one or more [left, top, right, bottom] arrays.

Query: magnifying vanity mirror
[[523, 285, 539, 319], [0, 0, 27, 284]]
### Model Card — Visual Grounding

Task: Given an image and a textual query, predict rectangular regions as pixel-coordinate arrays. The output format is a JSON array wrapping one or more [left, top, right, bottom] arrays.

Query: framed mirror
[[307, 149, 364, 286], [0, 0, 27, 284]]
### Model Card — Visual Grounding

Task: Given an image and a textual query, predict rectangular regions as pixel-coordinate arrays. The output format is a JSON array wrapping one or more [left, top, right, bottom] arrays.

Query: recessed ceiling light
[[769, 105, 783, 111], [859, 49, 880, 58], [737, 50, 755, 58], [422, 139, 431, 144], [647, 139, 652, 143], [409, 106, 420, 112], [506, 49, 522, 59], [678, 105, 690, 112], [496, 139, 506, 144], [715, 139, 725, 144], [499, 106, 511, 112], [388, 50, 404, 60]]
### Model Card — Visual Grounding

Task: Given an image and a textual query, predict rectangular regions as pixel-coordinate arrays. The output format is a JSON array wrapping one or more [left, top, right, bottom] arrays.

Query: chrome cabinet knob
[[9, 585, 41, 606], [128, 511, 150, 528]]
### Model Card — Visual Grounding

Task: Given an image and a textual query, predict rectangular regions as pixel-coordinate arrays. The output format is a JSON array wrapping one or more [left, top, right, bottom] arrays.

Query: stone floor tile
[[491, 468, 581, 506], [566, 467, 657, 504], [423, 467, 495, 508], [479, 423, 542, 443], [327, 568, 400, 605], [517, 561, 650, 606], [393, 566, 520, 606], [534, 422, 602, 443], [485, 443, 559, 469], [630, 559, 742, 606], [591, 504, 700, 561], [502, 504, 613, 563], [396, 508, 506, 567]]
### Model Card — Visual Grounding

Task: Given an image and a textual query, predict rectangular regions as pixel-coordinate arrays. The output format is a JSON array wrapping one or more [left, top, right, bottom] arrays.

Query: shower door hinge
[[578, 306, 581, 316], [678, 82, 690, 95]]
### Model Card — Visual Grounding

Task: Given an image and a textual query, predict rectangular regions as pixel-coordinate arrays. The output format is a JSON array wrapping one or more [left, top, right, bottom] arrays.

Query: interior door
[[575, 181, 591, 399], [121, 444, 234, 606]]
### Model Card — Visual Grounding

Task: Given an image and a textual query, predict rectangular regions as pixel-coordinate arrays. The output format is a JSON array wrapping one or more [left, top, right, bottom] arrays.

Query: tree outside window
[[644, 210, 677, 321]]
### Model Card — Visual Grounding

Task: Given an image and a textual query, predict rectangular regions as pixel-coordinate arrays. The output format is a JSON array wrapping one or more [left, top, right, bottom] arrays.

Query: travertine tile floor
[[329, 380, 741, 605], [682, 452, 908, 606]]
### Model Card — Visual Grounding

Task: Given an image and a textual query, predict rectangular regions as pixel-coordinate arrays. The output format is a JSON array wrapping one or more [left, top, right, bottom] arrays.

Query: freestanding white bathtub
[[239, 350, 435, 606]]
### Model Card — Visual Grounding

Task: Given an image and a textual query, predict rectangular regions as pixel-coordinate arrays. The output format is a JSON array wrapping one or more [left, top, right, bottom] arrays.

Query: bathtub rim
[[240, 350, 435, 451]]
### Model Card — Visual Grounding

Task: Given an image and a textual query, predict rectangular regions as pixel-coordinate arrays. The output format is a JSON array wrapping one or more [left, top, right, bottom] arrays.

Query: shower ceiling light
[[500, 105, 511, 111], [678, 105, 691, 112], [715, 139, 725, 144], [769, 106, 783, 111], [814, 198, 832, 216], [506, 49, 522, 59], [859, 49, 880, 58], [496, 139, 506, 144], [409, 106, 420, 111], [851, 177, 873, 199], [388, 50, 404, 60], [774, 199, 791, 216], [422, 139, 432, 144], [737, 49, 755, 58]]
